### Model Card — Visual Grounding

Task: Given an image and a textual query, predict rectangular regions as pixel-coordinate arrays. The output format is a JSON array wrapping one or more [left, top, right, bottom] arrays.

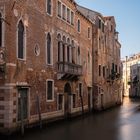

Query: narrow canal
[[2, 97, 140, 140]]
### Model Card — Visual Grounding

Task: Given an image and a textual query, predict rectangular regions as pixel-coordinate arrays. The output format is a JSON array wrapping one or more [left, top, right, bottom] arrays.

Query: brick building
[[77, 6, 122, 110], [0, 0, 122, 134], [0, 0, 93, 133]]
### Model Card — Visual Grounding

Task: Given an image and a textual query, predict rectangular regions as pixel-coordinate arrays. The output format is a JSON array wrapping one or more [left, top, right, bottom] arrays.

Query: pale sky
[[76, 0, 140, 59]]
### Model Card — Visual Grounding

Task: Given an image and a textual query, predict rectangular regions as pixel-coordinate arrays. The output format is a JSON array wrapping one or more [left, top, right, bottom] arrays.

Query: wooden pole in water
[[36, 95, 42, 129], [20, 95, 24, 135]]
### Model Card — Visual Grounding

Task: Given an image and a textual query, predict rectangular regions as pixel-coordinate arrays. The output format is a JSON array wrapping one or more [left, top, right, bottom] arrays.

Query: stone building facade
[[129, 63, 140, 97], [0, 0, 121, 134], [122, 53, 140, 97], [77, 6, 122, 110], [0, 0, 93, 133]]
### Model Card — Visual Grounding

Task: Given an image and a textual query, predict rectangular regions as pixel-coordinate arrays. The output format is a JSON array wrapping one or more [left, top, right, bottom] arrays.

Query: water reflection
[[1, 97, 140, 140]]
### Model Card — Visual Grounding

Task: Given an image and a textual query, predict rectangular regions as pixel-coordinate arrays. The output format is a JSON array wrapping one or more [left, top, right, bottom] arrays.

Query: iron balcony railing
[[57, 61, 82, 76]]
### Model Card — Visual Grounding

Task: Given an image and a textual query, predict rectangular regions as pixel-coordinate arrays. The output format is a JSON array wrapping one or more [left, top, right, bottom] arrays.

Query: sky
[[75, 0, 140, 59]]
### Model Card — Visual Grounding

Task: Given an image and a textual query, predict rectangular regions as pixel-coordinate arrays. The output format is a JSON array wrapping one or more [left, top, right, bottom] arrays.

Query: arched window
[[0, 13, 2, 47], [18, 20, 25, 59], [47, 33, 51, 64], [77, 19, 81, 32], [62, 36, 66, 62], [57, 34, 61, 62], [47, 0, 52, 15], [71, 40, 75, 63], [67, 38, 70, 62]]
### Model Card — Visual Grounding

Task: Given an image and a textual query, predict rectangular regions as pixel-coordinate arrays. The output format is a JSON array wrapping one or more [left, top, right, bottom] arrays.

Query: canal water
[[2, 97, 140, 140]]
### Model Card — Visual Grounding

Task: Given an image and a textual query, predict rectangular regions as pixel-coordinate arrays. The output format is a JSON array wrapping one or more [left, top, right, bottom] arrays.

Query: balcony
[[106, 72, 121, 84], [57, 62, 82, 81]]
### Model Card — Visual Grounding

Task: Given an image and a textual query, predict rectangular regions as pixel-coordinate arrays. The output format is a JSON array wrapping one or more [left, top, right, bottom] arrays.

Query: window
[[57, 1, 61, 17], [88, 51, 90, 73], [71, 11, 74, 25], [88, 27, 91, 39], [79, 83, 82, 96], [0, 13, 2, 47], [77, 19, 81, 32], [67, 8, 70, 23], [46, 33, 52, 64], [62, 4, 66, 20], [103, 66, 105, 78], [67, 38, 71, 63], [62, 36, 66, 62], [57, 34, 61, 61], [99, 65, 101, 76], [99, 19, 101, 29], [102, 22, 104, 32], [17, 20, 25, 59], [77, 47, 80, 64], [47, 0, 52, 15], [58, 42, 61, 61], [46, 80, 54, 101], [73, 94, 76, 108], [72, 40, 75, 63], [67, 46, 70, 62]]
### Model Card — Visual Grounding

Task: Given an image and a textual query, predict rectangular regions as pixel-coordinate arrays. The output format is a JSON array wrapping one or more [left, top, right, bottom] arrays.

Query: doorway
[[18, 88, 28, 121], [64, 83, 71, 117]]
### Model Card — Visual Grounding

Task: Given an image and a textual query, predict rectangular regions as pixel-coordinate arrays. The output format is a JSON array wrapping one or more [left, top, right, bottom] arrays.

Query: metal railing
[[57, 61, 82, 76]]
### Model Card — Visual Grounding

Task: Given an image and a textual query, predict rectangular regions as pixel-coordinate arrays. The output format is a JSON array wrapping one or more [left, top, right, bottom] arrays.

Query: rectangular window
[[102, 22, 104, 32], [79, 83, 82, 96], [46, 80, 54, 101], [47, 0, 52, 15], [57, 1, 61, 17], [62, 4, 66, 20], [88, 27, 90, 38], [73, 94, 76, 108], [103, 66, 105, 78], [99, 19, 101, 29], [67, 8, 70, 23], [99, 65, 101, 76], [71, 11, 74, 25], [77, 19, 81, 32]]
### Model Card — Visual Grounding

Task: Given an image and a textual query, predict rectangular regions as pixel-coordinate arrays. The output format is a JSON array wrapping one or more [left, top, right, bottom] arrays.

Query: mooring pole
[[20, 95, 24, 135], [36, 95, 42, 129]]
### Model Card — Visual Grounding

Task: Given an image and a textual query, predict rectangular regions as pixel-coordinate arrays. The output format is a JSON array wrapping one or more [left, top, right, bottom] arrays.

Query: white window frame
[[46, 32, 53, 65], [71, 11, 74, 25], [46, 0, 53, 16], [57, 1, 62, 18], [16, 19, 26, 60], [62, 4, 66, 20], [46, 79, 54, 102]]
